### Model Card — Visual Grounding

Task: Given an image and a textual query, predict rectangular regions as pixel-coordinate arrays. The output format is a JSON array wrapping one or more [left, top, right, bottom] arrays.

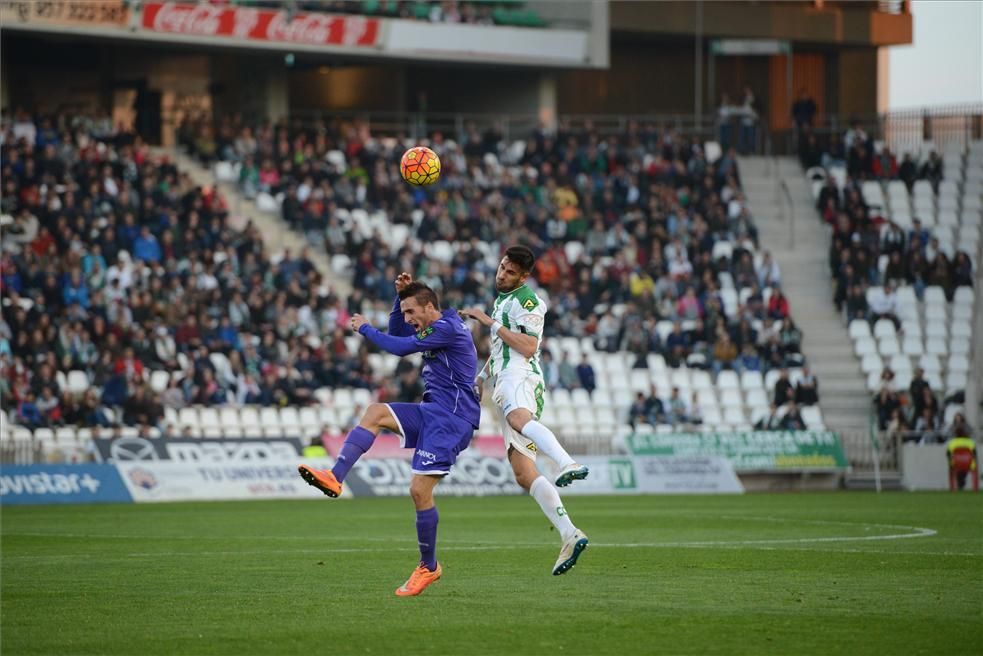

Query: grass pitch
[[2, 493, 981, 655]]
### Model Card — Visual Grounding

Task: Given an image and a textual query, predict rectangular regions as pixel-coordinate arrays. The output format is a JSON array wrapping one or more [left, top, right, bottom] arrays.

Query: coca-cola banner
[[142, 2, 380, 48]]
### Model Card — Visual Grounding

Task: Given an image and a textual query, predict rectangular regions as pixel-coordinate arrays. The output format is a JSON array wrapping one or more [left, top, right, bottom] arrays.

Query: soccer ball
[[400, 146, 441, 187]]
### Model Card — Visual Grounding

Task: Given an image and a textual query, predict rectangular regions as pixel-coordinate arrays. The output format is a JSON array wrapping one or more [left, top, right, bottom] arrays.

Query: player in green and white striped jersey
[[463, 246, 589, 576]]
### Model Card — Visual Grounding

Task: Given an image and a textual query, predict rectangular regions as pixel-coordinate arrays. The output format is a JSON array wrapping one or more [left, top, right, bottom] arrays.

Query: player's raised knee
[[359, 403, 391, 432]]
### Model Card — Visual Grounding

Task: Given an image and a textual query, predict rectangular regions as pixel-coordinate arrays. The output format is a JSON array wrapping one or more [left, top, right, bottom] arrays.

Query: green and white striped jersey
[[488, 284, 547, 378]]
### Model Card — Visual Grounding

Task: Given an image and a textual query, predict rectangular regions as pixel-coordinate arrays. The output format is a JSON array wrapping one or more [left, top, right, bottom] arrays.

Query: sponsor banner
[[549, 456, 743, 495], [0, 464, 133, 505], [116, 458, 340, 502], [320, 433, 508, 459], [0, 0, 129, 29], [93, 437, 304, 463], [344, 456, 523, 498], [141, 2, 379, 48], [627, 431, 849, 471]]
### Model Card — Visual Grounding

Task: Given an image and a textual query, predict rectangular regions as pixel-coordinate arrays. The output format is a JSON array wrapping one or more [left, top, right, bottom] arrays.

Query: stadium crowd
[[186, 111, 818, 427], [1, 106, 826, 435], [0, 112, 416, 434], [798, 122, 975, 443]]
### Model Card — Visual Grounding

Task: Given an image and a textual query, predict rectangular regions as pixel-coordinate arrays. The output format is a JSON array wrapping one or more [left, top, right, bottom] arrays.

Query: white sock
[[521, 420, 575, 468], [529, 476, 577, 541]]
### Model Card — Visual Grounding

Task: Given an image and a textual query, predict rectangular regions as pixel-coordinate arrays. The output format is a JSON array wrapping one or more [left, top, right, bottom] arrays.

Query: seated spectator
[[664, 322, 691, 368], [665, 387, 688, 425], [872, 147, 898, 180], [687, 391, 704, 425], [575, 355, 596, 395], [540, 350, 559, 390], [919, 151, 943, 192], [874, 388, 901, 430], [645, 386, 667, 425], [794, 366, 819, 405], [780, 401, 805, 430], [773, 368, 793, 405], [886, 408, 909, 443], [913, 407, 940, 444], [867, 282, 900, 328], [711, 330, 738, 374], [755, 402, 782, 431], [737, 344, 762, 373], [628, 392, 649, 428], [756, 251, 781, 289], [557, 352, 579, 390], [879, 367, 897, 394], [767, 286, 790, 320]]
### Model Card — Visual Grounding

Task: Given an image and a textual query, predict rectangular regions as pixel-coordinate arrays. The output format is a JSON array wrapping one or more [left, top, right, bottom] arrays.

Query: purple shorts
[[384, 402, 475, 476]]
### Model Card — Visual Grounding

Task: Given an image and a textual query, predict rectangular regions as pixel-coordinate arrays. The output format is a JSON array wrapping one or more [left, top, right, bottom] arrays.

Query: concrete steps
[[165, 148, 351, 296], [739, 155, 872, 441]]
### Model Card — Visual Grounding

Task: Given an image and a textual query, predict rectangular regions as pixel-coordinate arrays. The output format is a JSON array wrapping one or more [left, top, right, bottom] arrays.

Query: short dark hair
[[504, 245, 535, 272], [398, 281, 440, 310]]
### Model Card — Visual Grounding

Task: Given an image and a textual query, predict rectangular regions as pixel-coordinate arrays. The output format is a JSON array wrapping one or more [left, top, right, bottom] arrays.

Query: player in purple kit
[[298, 273, 480, 597]]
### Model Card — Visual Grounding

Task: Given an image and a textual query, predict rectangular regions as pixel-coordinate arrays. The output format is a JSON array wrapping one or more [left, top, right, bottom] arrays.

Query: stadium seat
[[873, 319, 896, 339], [855, 337, 877, 357], [720, 389, 743, 408], [723, 408, 745, 425], [889, 354, 911, 373], [279, 407, 301, 430], [716, 371, 740, 390], [745, 388, 768, 408], [861, 353, 884, 374], [178, 407, 200, 430], [946, 372, 968, 393], [239, 407, 260, 433], [901, 336, 923, 356], [949, 338, 970, 356], [259, 407, 280, 429], [848, 319, 872, 340], [951, 321, 971, 339], [924, 286, 947, 305], [918, 354, 941, 374], [697, 388, 719, 409], [925, 338, 947, 356], [878, 337, 900, 357], [66, 370, 90, 395], [739, 371, 763, 390]]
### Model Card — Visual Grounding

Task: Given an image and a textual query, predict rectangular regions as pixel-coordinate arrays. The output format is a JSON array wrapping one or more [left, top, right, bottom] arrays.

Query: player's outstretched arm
[[461, 307, 538, 359], [352, 313, 454, 357], [387, 272, 417, 337]]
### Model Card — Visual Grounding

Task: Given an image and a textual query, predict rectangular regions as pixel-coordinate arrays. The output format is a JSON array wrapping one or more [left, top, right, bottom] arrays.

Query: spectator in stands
[[952, 252, 974, 290], [711, 330, 738, 375], [755, 402, 782, 431], [867, 282, 900, 328], [576, 355, 596, 396], [872, 147, 898, 180], [628, 392, 649, 429], [773, 369, 793, 406], [756, 251, 781, 289], [909, 368, 930, 406], [874, 387, 901, 430], [687, 391, 704, 426], [886, 408, 909, 442], [878, 367, 897, 394], [738, 86, 759, 155], [540, 350, 559, 391], [665, 387, 688, 426], [898, 153, 918, 192], [919, 151, 944, 192], [557, 352, 579, 391], [780, 401, 805, 430], [737, 344, 762, 373], [664, 322, 690, 368], [791, 90, 817, 129], [645, 386, 666, 425], [913, 407, 940, 444], [767, 286, 790, 320], [794, 367, 819, 406]]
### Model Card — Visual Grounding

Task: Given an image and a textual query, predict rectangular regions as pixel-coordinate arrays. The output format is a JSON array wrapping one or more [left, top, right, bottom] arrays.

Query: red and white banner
[[142, 2, 380, 48]]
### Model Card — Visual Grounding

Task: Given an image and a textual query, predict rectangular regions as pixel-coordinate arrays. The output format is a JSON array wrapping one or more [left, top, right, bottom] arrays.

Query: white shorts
[[492, 372, 546, 462]]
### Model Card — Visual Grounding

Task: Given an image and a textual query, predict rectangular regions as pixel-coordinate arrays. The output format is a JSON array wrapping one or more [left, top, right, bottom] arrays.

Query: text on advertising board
[[141, 2, 379, 47]]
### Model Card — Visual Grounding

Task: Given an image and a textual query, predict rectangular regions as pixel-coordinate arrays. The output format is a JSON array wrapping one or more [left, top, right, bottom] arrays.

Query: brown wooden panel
[[769, 52, 826, 131]]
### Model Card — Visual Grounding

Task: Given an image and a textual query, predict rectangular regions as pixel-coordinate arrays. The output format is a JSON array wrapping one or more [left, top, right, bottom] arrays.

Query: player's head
[[398, 281, 442, 331], [496, 245, 535, 292]]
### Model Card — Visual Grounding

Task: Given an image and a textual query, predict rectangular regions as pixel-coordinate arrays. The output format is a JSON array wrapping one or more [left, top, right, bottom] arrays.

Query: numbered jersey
[[488, 284, 546, 379]]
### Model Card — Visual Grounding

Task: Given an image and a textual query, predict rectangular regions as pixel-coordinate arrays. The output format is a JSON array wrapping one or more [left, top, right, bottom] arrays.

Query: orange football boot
[[395, 562, 442, 597], [298, 465, 342, 498]]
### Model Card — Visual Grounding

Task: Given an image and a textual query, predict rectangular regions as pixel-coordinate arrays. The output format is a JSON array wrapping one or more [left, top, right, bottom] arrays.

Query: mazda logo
[[109, 437, 161, 462]]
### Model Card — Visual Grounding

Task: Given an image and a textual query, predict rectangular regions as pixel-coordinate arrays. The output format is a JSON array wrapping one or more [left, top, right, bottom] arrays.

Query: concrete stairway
[[164, 148, 350, 295], [738, 156, 872, 445]]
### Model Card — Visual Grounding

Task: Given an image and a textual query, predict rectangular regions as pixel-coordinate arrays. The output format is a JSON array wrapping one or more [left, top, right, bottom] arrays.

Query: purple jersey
[[358, 298, 480, 428]]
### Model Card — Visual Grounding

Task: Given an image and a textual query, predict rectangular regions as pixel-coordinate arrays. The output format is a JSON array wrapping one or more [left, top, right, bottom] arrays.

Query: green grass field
[[2, 493, 982, 655]]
